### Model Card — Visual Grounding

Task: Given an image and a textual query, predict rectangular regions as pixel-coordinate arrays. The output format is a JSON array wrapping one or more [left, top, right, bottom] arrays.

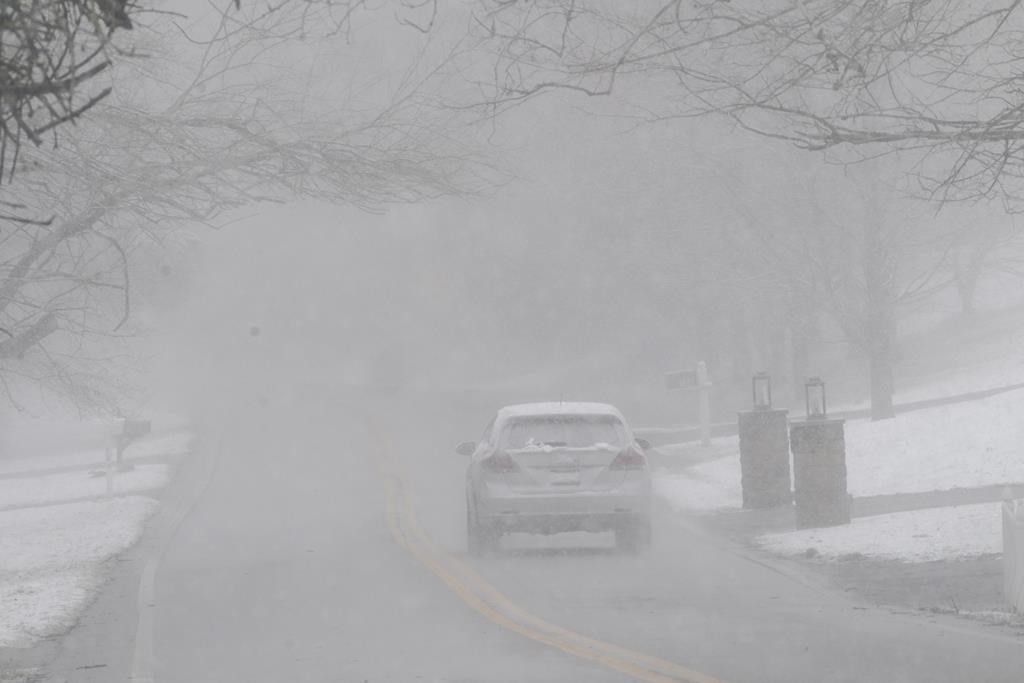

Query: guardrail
[[1003, 498, 1024, 612]]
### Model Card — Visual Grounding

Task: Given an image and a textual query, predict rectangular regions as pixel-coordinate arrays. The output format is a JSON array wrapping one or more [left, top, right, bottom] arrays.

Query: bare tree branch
[[466, 0, 1024, 209]]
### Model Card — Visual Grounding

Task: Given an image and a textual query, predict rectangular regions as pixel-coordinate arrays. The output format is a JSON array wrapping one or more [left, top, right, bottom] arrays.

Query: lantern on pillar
[[805, 377, 827, 419], [752, 372, 772, 410]]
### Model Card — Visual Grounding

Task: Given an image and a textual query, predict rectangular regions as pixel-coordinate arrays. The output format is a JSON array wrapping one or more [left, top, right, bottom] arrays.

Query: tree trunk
[[692, 300, 720, 375], [954, 256, 980, 316], [729, 307, 753, 383], [862, 180, 897, 421], [790, 329, 808, 412], [788, 308, 812, 412], [868, 333, 895, 420]]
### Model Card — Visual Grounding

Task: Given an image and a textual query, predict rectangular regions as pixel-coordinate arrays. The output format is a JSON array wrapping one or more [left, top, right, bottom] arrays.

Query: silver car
[[457, 402, 652, 555]]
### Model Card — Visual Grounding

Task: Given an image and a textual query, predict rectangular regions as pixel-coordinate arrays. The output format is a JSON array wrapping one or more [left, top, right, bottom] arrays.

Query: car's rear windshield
[[501, 415, 626, 449]]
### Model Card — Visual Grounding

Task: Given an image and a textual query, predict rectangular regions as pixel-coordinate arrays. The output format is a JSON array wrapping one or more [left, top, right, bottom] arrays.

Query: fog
[[7, 3, 1024, 683]]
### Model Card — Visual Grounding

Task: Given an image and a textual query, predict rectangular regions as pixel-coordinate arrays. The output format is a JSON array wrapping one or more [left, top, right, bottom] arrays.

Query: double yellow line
[[384, 476, 728, 683]]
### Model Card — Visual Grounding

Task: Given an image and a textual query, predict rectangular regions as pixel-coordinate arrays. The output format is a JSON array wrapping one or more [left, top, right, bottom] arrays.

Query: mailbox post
[[105, 443, 114, 496], [115, 418, 152, 470], [665, 361, 712, 446], [790, 378, 850, 528], [737, 372, 792, 508], [696, 361, 711, 446]]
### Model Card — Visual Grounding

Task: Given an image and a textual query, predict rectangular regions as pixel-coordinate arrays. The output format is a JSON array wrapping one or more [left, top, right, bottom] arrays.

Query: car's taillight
[[482, 452, 520, 474], [610, 449, 647, 470]]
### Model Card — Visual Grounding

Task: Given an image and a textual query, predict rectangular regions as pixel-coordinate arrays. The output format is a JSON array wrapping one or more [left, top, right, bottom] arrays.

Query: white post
[[696, 361, 711, 446], [105, 444, 114, 496], [1004, 492, 1024, 612]]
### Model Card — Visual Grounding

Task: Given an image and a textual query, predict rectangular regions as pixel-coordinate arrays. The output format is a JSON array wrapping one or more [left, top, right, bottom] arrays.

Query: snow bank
[[757, 502, 1000, 563], [0, 497, 158, 647]]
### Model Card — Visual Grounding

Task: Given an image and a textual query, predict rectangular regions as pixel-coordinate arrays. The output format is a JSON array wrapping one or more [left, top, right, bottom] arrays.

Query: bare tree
[[469, 1, 1024, 208], [687, 146, 963, 418], [0, 0, 406, 182], [0, 1, 137, 184], [445, 1, 1024, 418], [0, 3, 492, 413], [945, 219, 1024, 314]]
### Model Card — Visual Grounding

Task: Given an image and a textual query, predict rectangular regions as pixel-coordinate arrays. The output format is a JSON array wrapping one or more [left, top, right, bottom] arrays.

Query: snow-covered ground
[[0, 497, 159, 648], [0, 425, 193, 477], [0, 464, 169, 510], [0, 417, 190, 649], [846, 389, 1024, 496], [757, 503, 1000, 563], [654, 444, 741, 513], [652, 387, 1024, 562], [655, 386, 1024, 516]]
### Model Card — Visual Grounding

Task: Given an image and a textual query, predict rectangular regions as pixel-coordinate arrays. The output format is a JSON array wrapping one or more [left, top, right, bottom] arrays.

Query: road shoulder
[[29, 432, 216, 683]]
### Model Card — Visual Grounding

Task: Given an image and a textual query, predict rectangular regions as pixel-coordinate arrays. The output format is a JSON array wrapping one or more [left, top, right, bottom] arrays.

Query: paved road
[[152, 394, 1024, 682]]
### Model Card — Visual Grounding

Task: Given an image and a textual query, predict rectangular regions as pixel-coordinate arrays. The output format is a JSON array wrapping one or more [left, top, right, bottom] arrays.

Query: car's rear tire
[[615, 516, 652, 554], [467, 504, 499, 556]]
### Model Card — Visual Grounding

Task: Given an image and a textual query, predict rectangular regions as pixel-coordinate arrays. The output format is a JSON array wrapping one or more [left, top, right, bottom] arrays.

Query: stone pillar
[[790, 418, 850, 528], [737, 409, 792, 509]]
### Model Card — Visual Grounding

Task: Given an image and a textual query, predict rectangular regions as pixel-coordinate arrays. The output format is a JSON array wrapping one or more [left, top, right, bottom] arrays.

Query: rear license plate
[[552, 473, 580, 486]]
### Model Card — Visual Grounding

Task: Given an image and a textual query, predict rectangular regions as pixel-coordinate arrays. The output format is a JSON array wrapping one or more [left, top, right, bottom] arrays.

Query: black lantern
[[752, 372, 772, 410], [805, 376, 826, 419]]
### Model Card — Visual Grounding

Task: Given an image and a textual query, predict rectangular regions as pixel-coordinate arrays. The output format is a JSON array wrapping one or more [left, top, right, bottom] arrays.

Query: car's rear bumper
[[475, 481, 651, 534], [485, 510, 648, 534]]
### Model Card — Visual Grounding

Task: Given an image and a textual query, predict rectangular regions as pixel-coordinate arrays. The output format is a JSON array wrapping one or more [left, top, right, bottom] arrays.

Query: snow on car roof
[[496, 402, 624, 420]]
